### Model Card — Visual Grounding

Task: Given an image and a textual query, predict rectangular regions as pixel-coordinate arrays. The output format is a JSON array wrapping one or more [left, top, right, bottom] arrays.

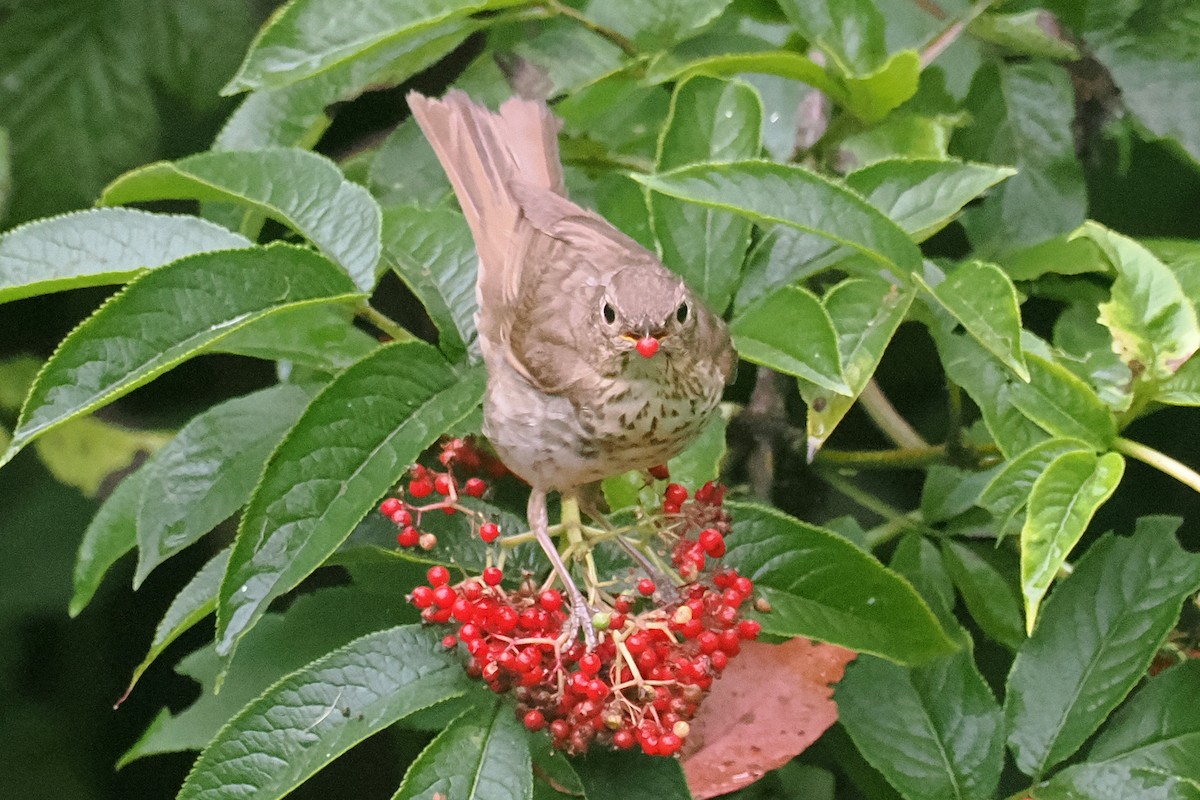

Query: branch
[[1114, 437, 1200, 494]]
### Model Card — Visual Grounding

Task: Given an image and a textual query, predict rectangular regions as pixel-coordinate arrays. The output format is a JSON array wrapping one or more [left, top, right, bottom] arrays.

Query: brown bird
[[408, 90, 735, 645]]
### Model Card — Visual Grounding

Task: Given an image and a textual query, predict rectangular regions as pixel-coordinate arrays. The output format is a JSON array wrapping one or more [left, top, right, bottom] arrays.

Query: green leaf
[[0, 0, 254, 222], [890, 534, 957, 631], [215, 304, 381, 372], [1075, 222, 1200, 380], [381, 205, 478, 359], [134, 384, 314, 586], [572, 749, 691, 800], [217, 19, 476, 151], [0, 208, 250, 304], [731, 286, 849, 394], [968, 10, 1080, 61], [633, 160, 923, 276], [33, 416, 169, 499], [800, 278, 914, 453], [177, 625, 470, 800], [941, 541, 1024, 651], [837, 651, 1004, 800], [1084, 0, 1200, 164], [69, 468, 147, 617], [584, 0, 730, 50], [369, 120, 452, 207], [919, 260, 1029, 381], [725, 501, 957, 664], [217, 344, 485, 657], [845, 160, 1014, 244], [1021, 450, 1124, 633], [998, 234, 1106, 281], [391, 702, 532, 800], [954, 62, 1086, 257], [225, 0, 521, 93], [1034, 660, 1200, 800], [121, 579, 421, 765], [101, 149, 383, 291], [777, 0, 887, 74], [1159, 356, 1200, 406], [1053, 303, 1134, 412], [667, 410, 728, 488], [979, 437, 1093, 535], [125, 547, 230, 697], [0, 127, 9, 223], [1, 245, 359, 467], [1009, 355, 1118, 450], [651, 76, 761, 315], [919, 465, 996, 526], [1005, 519, 1200, 778]]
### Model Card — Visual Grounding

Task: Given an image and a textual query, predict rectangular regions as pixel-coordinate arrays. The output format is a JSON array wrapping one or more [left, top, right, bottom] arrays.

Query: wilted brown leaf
[[681, 637, 855, 799]]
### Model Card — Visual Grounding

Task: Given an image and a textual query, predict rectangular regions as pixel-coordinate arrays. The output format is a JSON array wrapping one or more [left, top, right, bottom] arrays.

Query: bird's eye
[[603, 302, 616, 325], [676, 302, 690, 324]]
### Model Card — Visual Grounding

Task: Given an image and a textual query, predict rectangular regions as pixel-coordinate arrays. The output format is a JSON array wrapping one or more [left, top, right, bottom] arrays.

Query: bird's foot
[[560, 582, 598, 651]]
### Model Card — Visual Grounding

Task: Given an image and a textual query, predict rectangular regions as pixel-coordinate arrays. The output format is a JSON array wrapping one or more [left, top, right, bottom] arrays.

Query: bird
[[408, 90, 735, 646]]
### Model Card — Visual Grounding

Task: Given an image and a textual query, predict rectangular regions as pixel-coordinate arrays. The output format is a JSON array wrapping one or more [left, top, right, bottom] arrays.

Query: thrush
[[408, 90, 736, 646]]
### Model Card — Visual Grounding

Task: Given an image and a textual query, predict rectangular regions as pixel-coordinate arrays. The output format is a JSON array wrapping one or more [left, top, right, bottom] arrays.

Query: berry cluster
[[377, 437, 508, 549], [394, 467, 765, 758], [409, 563, 761, 756]]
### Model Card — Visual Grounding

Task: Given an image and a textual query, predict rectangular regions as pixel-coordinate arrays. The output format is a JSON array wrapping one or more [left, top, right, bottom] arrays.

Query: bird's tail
[[406, 90, 565, 322]]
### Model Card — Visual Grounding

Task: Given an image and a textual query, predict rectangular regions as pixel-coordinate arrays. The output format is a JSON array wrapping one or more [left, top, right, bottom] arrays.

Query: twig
[[357, 303, 413, 343], [1114, 437, 1200, 494], [543, 0, 639, 58], [858, 379, 929, 449]]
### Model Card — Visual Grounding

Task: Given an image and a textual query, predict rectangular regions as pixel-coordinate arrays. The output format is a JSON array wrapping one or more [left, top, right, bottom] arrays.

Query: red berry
[[613, 729, 635, 749], [442, 634, 458, 649], [648, 463, 670, 480], [697, 631, 719, 654], [418, 532, 438, 550], [710, 650, 729, 671], [523, 709, 545, 731], [408, 478, 433, 498], [465, 477, 487, 497], [432, 585, 456, 609], [664, 483, 688, 505], [482, 567, 503, 586], [433, 473, 453, 495], [539, 589, 563, 612], [391, 508, 413, 526], [549, 719, 570, 739], [699, 528, 725, 557], [738, 619, 762, 640], [479, 522, 500, 543], [637, 578, 656, 596], [409, 585, 434, 609], [635, 336, 660, 358], [662, 500, 681, 515], [397, 526, 419, 547], [578, 652, 602, 675], [658, 733, 682, 755], [427, 565, 450, 586], [379, 497, 402, 516]]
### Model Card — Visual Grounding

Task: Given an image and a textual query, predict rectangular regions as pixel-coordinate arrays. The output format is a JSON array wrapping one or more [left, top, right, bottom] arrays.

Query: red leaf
[[681, 638, 855, 799]]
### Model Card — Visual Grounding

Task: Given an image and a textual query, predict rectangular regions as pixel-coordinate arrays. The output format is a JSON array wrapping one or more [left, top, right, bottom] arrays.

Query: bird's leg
[[528, 488, 597, 649], [575, 489, 681, 603]]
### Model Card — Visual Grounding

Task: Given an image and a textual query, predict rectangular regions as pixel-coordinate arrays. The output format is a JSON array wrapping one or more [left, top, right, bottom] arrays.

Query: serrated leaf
[[1158, 356, 1200, 406], [217, 344, 485, 657], [125, 547, 230, 697], [917, 261, 1029, 381], [725, 501, 957, 664], [800, 278, 913, 452], [731, 286, 849, 394], [392, 702, 532, 800], [1021, 450, 1124, 633], [941, 541, 1024, 651], [121, 578, 423, 765], [1075, 222, 1200, 381], [955, 61, 1086, 257], [979, 437, 1093, 535], [177, 624, 470, 800], [777, 0, 887, 75], [633, 160, 922, 277], [134, 384, 314, 586], [890, 534, 957, 631], [34, 416, 169, 498], [837, 650, 1003, 800], [1, 245, 360, 467], [381, 205, 478, 359], [572, 750, 692, 800], [667, 410, 728, 488], [225, 0, 521, 93], [1005, 520, 1200, 778], [1034, 660, 1200, 800], [1008, 355, 1117, 450], [0, 208, 250, 304], [651, 76, 761, 315], [1053, 303, 1134, 412], [844, 160, 1015, 243], [217, 19, 476, 151], [838, 113, 958, 169], [215, 304, 382, 372], [919, 465, 996, 526], [101, 148, 382, 291], [69, 468, 148, 617], [968, 10, 1080, 61], [584, 0, 730, 50], [369, 120, 453, 207]]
